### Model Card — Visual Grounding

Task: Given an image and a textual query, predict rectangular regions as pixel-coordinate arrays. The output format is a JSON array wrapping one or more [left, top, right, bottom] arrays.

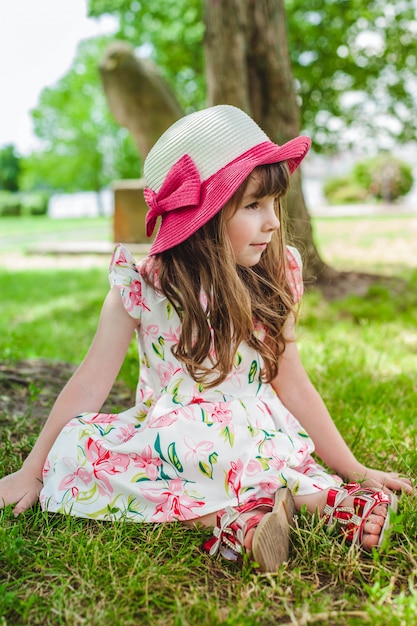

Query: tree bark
[[204, 0, 335, 282], [99, 12, 335, 282], [99, 41, 183, 158]]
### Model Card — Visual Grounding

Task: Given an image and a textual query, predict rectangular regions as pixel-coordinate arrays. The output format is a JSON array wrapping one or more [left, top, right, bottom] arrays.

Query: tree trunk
[[99, 41, 183, 158], [204, 0, 335, 282]]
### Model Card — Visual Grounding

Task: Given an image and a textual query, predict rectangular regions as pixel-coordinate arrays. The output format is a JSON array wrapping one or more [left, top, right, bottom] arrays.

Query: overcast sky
[[0, 0, 116, 155]]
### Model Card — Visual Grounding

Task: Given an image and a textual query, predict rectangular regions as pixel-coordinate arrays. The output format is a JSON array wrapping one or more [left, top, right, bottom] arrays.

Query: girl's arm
[[271, 315, 413, 494], [0, 286, 139, 515]]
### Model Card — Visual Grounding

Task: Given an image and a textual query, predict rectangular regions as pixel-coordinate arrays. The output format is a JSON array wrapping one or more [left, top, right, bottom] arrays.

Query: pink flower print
[[295, 442, 310, 463], [147, 411, 178, 428], [111, 246, 128, 267], [284, 410, 305, 435], [143, 324, 159, 345], [225, 360, 246, 389], [42, 456, 51, 479], [130, 445, 162, 480], [79, 413, 118, 425], [116, 423, 137, 443], [184, 436, 214, 467], [71, 486, 79, 498], [285, 247, 304, 303], [141, 478, 205, 521], [58, 458, 93, 492], [157, 361, 180, 387], [225, 459, 243, 498], [199, 291, 208, 310], [85, 437, 131, 496], [259, 478, 282, 495], [190, 396, 205, 405], [123, 279, 150, 313], [180, 405, 202, 421], [263, 439, 285, 472], [162, 325, 181, 344], [244, 458, 264, 476], [209, 405, 235, 445], [210, 405, 232, 429]]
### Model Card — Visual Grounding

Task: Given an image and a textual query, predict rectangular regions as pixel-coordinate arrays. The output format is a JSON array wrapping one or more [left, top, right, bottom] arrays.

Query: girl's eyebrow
[[241, 189, 261, 204]]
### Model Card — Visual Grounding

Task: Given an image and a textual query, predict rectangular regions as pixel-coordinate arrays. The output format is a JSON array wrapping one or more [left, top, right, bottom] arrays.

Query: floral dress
[[40, 244, 341, 521]]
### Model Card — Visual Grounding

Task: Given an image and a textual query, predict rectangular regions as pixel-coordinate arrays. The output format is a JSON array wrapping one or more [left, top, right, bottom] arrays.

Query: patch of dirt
[[0, 359, 134, 434], [310, 269, 403, 300]]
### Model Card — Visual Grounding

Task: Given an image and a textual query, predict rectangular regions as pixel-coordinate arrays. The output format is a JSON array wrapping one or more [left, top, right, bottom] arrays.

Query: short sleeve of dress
[[285, 245, 304, 303], [109, 244, 147, 320]]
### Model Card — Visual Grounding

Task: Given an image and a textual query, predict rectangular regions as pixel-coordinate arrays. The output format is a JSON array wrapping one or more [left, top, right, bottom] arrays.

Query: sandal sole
[[251, 487, 295, 572]]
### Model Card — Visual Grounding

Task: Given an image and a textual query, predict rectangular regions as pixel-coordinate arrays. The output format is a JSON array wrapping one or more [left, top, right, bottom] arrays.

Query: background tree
[[286, 0, 417, 152], [203, 0, 324, 277], [92, 0, 329, 278], [88, 0, 416, 281], [22, 37, 140, 204], [0, 144, 20, 192], [88, 0, 417, 152]]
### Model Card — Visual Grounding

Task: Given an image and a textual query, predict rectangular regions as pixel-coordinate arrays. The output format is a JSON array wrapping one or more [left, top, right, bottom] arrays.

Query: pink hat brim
[[148, 137, 311, 255]]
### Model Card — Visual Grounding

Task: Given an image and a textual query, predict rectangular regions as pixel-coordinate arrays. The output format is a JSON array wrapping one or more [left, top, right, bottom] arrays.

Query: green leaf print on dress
[[198, 452, 218, 479], [152, 336, 165, 360], [168, 442, 183, 472], [248, 360, 258, 383], [154, 433, 182, 480]]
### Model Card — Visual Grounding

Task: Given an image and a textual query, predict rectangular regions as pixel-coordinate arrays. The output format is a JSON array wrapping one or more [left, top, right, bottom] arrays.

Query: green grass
[[0, 216, 112, 252], [312, 213, 417, 274], [1, 215, 417, 625]]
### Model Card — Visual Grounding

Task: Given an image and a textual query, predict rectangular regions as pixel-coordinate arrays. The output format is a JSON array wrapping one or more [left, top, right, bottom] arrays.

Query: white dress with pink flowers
[[40, 244, 341, 522]]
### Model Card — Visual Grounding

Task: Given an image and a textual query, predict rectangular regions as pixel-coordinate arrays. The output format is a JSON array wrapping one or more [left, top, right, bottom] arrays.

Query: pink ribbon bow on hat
[[144, 154, 201, 237]]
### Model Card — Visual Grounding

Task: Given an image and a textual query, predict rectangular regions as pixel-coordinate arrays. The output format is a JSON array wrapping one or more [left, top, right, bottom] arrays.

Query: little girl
[[0, 105, 412, 572]]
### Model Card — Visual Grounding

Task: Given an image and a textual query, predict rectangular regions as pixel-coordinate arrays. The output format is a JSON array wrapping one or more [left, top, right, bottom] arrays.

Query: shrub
[[353, 154, 413, 202], [323, 177, 368, 204], [0, 191, 49, 217], [0, 191, 21, 216], [20, 192, 49, 216], [323, 153, 414, 205]]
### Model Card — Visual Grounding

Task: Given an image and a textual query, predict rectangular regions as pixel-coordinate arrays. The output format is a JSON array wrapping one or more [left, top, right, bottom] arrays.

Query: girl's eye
[[245, 201, 259, 210]]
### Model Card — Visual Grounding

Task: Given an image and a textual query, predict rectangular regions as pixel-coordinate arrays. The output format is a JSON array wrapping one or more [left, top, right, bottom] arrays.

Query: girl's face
[[226, 171, 280, 267]]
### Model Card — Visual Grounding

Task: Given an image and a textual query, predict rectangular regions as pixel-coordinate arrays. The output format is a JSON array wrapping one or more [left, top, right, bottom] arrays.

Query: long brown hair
[[142, 161, 298, 388]]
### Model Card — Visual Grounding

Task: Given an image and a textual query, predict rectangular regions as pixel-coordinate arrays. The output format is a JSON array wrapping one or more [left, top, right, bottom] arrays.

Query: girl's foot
[[202, 488, 295, 572], [358, 503, 388, 549], [294, 482, 397, 550]]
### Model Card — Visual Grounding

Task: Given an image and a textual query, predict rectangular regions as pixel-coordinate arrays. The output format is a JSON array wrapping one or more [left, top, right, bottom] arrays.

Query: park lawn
[[0, 216, 112, 252], [0, 215, 417, 625]]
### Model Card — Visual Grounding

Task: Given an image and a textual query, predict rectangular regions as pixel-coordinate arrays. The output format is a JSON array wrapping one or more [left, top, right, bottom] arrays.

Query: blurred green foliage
[[88, 0, 205, 113], [286, 0, 417, 151], [17, 0, 417, 195], [0, 191, 49, 217], [88, 0, 417, 153], [0, 145, 20, 192], [323, 153, 414, 204], [21, 37, 141, 194]]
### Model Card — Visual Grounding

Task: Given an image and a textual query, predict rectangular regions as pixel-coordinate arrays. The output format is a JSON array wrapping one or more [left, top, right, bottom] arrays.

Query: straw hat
[[144, 105, 311, 254]]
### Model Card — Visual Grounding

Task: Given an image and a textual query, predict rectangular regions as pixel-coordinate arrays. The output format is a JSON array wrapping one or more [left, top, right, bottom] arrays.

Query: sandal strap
[[203, 496, 274, 559], [323, 482, 391, 545]]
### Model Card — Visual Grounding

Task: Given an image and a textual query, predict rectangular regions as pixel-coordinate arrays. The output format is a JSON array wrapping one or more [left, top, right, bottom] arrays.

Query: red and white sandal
[[323, 482, 398, 548], [203, 488, 295, 572]]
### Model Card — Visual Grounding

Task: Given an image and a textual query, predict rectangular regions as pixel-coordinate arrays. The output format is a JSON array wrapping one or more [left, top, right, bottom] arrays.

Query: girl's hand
[[350, 465, 414, 495], [0, 469, 43, 516]]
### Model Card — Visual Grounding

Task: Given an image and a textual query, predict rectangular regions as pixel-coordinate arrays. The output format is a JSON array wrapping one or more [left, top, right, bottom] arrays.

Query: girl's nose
[[263, 199, 280, 231]]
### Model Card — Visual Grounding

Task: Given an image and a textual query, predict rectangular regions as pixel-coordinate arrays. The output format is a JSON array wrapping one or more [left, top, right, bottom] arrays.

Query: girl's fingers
[[12, 492, 39, 517], [362, 472, 414, 495]]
